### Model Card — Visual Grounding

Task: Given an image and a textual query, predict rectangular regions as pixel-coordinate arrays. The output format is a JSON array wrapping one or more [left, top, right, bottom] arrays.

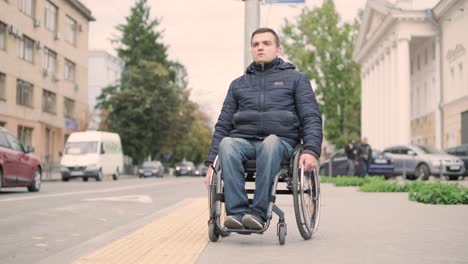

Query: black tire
[[113, 168, 119, 181], [83, 177, 88, 182], [278, 223, 287, 245], [62, 175, 69, 182], [208, 165, 230, 238], [208, 222, 219, 242], [0, 167, 3, 188], [446, 175, 460, 181], [27, 168, 41, 192], [96, 170, 103, 181], [415, 164, 430, 181], [292, 149, 321, 240]]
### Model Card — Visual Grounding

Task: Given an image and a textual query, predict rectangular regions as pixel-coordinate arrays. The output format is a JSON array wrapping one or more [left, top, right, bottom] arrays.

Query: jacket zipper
[[259, 64, 265, 136]]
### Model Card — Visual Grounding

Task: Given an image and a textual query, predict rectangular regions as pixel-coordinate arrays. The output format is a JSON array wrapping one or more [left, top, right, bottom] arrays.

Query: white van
[[60, 131, 123, 181]]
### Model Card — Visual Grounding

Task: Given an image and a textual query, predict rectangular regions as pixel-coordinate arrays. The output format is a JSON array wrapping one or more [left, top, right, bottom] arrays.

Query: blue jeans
[[359, 159, 368, 177], [218, 135, 293, 221]]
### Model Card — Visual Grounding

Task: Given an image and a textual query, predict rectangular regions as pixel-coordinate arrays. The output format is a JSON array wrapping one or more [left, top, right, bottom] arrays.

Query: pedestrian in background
[[357, 137, 372, 177], [345, 140, 357, 176]]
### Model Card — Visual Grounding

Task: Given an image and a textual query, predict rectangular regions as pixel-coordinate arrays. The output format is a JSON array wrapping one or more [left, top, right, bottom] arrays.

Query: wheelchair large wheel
[[292, 152, 321, 240], [208, 162, 230, 238]]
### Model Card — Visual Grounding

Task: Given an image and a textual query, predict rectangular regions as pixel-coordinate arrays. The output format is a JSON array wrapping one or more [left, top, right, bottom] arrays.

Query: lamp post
[[243, 0, 261, 68]]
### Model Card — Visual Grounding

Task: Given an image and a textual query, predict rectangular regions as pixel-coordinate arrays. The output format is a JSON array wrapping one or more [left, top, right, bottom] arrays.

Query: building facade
[[353, 0, 467, 150], [88, 50, 124, 130], [0, 0, 94, 168]]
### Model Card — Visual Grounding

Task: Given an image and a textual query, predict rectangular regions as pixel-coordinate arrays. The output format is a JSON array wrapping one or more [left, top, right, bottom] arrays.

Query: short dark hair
[[251, 27, 280, 47]]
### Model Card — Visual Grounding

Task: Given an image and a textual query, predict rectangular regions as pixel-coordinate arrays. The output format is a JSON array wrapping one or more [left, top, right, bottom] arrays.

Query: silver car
[[382, 144, 465, 180]]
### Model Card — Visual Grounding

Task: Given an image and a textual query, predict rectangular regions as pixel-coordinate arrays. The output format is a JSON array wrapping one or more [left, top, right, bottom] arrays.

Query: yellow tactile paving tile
[[73, 198, 209, 264]]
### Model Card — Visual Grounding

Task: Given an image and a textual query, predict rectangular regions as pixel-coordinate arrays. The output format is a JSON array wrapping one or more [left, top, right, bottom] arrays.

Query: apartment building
[[88, 50, 124, 130], [0, 0, 94, 166]]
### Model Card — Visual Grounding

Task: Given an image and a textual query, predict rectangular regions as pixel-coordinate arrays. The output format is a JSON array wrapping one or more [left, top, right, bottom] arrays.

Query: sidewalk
[[198, 183, 468, 264], [69, 183, 468, 264]]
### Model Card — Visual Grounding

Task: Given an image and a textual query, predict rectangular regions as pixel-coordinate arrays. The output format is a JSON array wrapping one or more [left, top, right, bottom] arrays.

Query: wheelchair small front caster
[[208, 221, 219, 242], [277, 222, 287, 245]]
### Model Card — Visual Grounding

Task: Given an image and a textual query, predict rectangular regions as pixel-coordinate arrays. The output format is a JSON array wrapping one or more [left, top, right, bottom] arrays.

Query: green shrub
[[320, 176, 334, 184], [408, 182, 468, 205], [332, 176, 385, 187], [360, 181, 409, 192]]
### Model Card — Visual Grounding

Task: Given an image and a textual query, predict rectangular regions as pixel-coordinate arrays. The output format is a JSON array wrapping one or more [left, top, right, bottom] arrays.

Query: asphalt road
[[0, 175, 206, 264]]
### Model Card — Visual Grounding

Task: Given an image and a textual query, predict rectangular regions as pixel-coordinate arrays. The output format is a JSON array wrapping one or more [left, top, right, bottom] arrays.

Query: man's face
[[251, 32, 281, 64]]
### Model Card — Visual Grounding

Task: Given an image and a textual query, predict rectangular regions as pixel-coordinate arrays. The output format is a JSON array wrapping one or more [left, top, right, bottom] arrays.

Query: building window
[[460, 63, 465, 94], [42, 89, 56, 114], [423, 81, 427, 114], [424, 48, 428, 65], [417, 55, 420, 71], [410, 59, 413, 75], [64, 59, 75, 81], [44, 1, 58, 32], [0, 22, 6, 50], [16, 35, 34, 63], [65, 15, 77, 45], [17, 126, 33, 147], [432, 42, 436, 61], [0, 72, 5, 100], [16, 79, 34, 107], [43, 47, 57, 74], [19, 0, 35, 17], [64, 97, 75, 118]]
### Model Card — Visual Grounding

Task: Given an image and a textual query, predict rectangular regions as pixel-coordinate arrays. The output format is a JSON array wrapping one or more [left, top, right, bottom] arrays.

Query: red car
[[0, 127, 42, 192]]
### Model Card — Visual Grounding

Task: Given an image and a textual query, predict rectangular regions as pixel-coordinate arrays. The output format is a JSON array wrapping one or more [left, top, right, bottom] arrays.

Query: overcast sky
[[80, 0, 368, 121]]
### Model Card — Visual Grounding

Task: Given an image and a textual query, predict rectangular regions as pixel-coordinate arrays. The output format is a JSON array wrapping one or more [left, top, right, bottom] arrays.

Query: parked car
[[0, 127, 42, 192], [175, 161, 195, 176], [194, 164, 208, 177], [319, 148, 394, 178], [60, 131, 123, 182], [138, 160, 164, 178], [446, 144, 468, 177], [382, 144, 465, 180]]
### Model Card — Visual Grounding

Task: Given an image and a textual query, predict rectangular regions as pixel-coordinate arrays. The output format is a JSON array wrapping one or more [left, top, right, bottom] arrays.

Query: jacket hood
[[246, 57, 296, 74]]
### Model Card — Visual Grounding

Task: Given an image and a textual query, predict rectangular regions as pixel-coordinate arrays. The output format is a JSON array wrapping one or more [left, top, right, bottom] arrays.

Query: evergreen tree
[[96, 0, 184, 162]]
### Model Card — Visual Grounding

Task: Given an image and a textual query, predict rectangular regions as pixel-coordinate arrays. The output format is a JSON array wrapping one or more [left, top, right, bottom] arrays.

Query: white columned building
[[353, 0, 468, 150]]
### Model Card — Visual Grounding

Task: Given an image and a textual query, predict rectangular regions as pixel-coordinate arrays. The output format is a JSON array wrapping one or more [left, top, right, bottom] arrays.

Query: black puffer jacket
[[206, 58, 322, 164]]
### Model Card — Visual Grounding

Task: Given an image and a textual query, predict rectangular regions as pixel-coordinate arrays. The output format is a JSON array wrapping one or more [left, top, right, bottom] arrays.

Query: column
[[377, 53, 384, 149], [369, 62, 375, 143], [434, 36, 442, 149], [361, 69, 367, 142], [396, 34, 412, 145], [383, 47, 391, 149], [390, 42, 397, 145]]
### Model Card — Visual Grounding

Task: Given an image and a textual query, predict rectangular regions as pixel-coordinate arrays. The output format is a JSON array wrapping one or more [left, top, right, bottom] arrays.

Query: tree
[[164, 89, 212, 165], [282, 0, 361, 149], [96, 0, 184, 162]]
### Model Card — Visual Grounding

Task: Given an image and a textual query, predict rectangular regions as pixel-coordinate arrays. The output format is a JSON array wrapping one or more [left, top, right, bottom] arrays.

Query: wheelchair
[[207, 144, 321, 245]]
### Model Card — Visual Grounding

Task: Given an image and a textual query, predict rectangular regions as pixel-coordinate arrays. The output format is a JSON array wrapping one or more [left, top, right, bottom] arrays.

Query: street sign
[[265, 0, 305, 3]]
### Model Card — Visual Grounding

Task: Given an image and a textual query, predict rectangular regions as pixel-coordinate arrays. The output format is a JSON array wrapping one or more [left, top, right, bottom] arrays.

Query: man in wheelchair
[[204, 28, 322, 232]]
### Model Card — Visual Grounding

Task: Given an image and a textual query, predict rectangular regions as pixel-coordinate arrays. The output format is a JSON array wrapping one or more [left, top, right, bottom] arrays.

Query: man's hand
[[299, 153, 318, 172], [204, 166, 213, 190]]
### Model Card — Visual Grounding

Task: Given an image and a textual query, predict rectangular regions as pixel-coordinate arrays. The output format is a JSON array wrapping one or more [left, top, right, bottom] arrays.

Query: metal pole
[[244, 0, 260, 69]]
